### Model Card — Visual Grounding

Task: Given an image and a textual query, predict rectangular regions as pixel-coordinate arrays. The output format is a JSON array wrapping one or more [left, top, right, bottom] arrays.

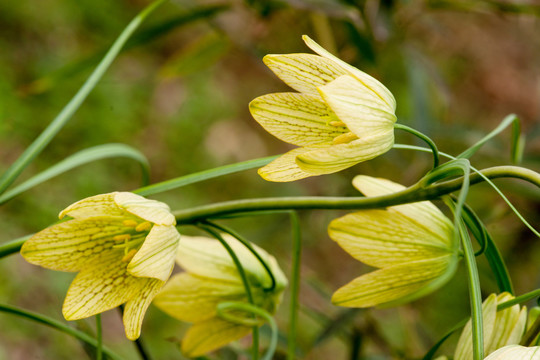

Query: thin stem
[[288, 211, 301, 360], [521, 315, 540, 346], [173, 165, 540, 224], [0, 304, 123, 360], [0, 235, 32, 259], [394, 123, 440, 168], [0, 0, 168, 195], [198, 224, 259, 360], [96, 314, 103, 360], [498, 288, 540, 310], [134, 155, 277, 196], [204, 221, 276, 291]]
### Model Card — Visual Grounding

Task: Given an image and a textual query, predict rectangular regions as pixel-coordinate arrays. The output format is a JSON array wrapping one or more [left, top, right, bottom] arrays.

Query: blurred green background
[[1, 0, 540, 359]]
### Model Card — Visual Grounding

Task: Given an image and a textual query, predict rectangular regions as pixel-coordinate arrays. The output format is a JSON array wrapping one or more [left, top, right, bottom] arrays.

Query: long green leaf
[[0, 144, 150, 205], [0, 0, 168, 196], [0, 304, 123, 360]]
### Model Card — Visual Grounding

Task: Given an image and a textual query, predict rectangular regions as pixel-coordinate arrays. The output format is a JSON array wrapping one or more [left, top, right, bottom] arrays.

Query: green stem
[[521, 315, 540, 346], [96, 314, 103, 360], [394, 123, 440, 168], [288, 211, 301, 360], [204, 221, 276, 291], [498, 288, 540, 310], [134, 156, 277, 196], [0, 0, 168, 196], [0, 235, 31, 259], [173, 165, 540, 224], [198, 224, 259, 360], [0, 304, 123, 360]]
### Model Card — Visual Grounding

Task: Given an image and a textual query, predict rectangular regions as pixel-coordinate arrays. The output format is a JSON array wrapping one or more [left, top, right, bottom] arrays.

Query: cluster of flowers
[[20, 36, 539, 358]]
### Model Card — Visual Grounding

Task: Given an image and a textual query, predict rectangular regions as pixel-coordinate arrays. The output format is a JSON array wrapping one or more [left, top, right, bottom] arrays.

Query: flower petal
[[114, 192, 175, 226], [59, 193, 124, 219], [127, 225, 180, 281], [21, 217, 127, 272], [181, 318, 252, 357], [318, 75, 396, 129], [263, 53, 348, 95], [329, 210, 456, 268], [487, 293, 527, 354], [123, 278, 164, 340], [153, 273, 246, 323], [176, 235, 279, 287], [295, 128, 394, 174], [62, 251, 145, 320], [331, 255, 458, 307], [302, 35, 396, 112], [258, 147, 320, 182], [484, 345, 540, 360], [352, 176, 456, 249], [249, 92, 345, 146]]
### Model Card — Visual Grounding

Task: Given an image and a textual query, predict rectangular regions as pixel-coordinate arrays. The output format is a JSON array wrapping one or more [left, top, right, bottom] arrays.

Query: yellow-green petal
[[123, 278, 163, 340], [181, 318, 252, 357], [21, 217, 126, 272], [329, 210, 455, 268], [258, 147, 320, 182], [295, 128, 394, 174], [114, 192, 175, 226], [331, 255, 457, 307], [484, 345, 540, 360], [317, 75, 396, 131], [153, 273, 246, 323], [249, 92, 345, 146], [302, 35, 396, 112], [59, 193, 124, 219], [263, 53, 348, 96], [352, 176, 455, 248], [127, 225, 180, 281], [62, 251, 145, 320]]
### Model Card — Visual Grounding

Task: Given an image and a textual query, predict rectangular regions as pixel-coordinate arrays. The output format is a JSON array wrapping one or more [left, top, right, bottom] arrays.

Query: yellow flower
[[484, 345, 540, 359], [328, 175, 459, 307], [454, 293, 527, 360], [153, 234, 287, 357], [250, 35, 396, 182], [21, 192, 181, 340]]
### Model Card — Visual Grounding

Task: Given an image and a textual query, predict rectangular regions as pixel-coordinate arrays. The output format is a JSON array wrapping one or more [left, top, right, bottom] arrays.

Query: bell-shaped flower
[[250, 35, 396, 182], [484, 345, 540, 360], [21, 192, 181, 340], [454, 293, 527, 360], [328, 175, 459, 307], [153, 234, 287, 357]]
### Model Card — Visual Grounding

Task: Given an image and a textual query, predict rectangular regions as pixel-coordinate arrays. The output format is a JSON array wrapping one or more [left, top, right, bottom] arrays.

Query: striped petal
[[181, 318, 252, 357], [302, 35, 396, 112], [329, 210, 455, 268], [296, 128, 394, 174], [59, 193, 124, 219], [153, 273, 246, 323], [258, 147, 319, 182], [21, 217, 126, 272], [114, 192, 175, 226], [127, 225, 180, 281], [352, 176, 456, 249], [318, 75, 396, 132], [62, 251, 145, 320], [263, 53, 348, 95], [123, 278, 164, 340], [249, 92, 345, 146], [331, 255, 458, 307]]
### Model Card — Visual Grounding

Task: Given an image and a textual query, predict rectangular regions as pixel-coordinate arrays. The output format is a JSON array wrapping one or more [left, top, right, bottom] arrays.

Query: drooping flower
[[328, 175, 459, 307], [153, 234, 287, 357], [250, 35, 396, 182], [21, 192, 181, 340], [484, 345, 540, 360], [454, 293, 527, 360]]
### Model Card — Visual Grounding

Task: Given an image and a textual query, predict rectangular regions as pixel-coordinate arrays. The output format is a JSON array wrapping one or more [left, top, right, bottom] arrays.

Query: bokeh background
[[1, 0, 540, 359]]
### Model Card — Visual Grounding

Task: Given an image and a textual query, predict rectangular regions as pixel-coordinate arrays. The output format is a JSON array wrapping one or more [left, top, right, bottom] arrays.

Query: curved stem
[[0, 304, 123, 360], [0, 0, 168, 195], [394, 123, 440, 168], [172, 165, 540, 224]]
